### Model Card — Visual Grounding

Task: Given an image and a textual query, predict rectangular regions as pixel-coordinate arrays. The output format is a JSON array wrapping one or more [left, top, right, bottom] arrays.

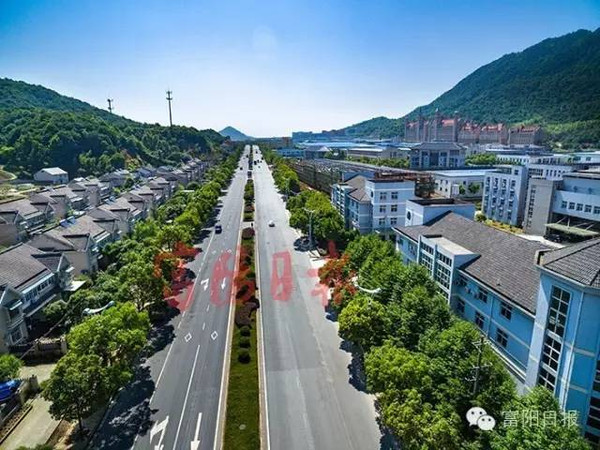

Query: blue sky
[[1, 0, 599, 136]]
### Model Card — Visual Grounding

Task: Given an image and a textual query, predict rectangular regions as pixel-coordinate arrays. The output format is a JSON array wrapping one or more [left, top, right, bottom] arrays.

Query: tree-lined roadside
[[319, 235, 590, 449], [38, 148, 241, 442]]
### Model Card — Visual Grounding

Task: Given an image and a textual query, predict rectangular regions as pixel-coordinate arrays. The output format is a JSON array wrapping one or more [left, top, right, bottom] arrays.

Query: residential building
[[276, 148, 305, 158], [101, 169, 134, 188], [0, 243, 74, 352], [394, 211, 600, 437], [33, 167, 68, 185], [408, 142, 467, 169], [508, 126, 544, 146], [482, 166, 529, 226], [525, 170, 600, 240], [394, 212, 549, 383], [30, 220, 102, 276], [136, 166, 157, 179], [431, 169, 496, 198], [404, 198, 475, 227], [526, 239, 600, 442], [0, 198, 54, 246], [331, 173, 415, 236], [346, 146, 410, 160]]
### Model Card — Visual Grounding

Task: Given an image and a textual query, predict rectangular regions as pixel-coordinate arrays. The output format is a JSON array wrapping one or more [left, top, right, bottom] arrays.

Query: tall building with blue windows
[[526, 240, 600, 443], [393, 211, 600, 439]]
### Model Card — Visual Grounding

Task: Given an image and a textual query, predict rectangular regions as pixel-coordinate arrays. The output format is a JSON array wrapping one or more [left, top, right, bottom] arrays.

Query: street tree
[[490, 386, 590, 450], [0, 354, 22, 382]]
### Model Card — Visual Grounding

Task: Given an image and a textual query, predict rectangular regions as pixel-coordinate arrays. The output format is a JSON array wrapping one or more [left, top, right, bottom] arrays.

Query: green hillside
[[342, 28, 600, 146], [0, 78, 224, 177]]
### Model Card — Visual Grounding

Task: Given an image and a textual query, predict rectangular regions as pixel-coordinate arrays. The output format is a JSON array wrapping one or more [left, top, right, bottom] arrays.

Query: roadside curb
[[255, 212, 270, 450]]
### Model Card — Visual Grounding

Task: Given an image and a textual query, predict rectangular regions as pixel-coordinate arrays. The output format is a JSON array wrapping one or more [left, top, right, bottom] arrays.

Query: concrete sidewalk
[[3, 363, 59, 450]]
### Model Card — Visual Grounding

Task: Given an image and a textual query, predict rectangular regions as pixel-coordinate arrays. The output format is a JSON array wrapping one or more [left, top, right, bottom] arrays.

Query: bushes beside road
[[224, 179, 260, 449], [320, 234, 589, 449]]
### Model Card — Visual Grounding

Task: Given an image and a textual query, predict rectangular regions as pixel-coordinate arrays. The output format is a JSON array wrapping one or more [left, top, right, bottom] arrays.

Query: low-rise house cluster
[[0, 159, 207, 352]]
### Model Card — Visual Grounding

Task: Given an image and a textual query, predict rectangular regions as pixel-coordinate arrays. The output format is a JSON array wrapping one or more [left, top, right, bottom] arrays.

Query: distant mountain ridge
[[0, 78, 224, 177], [340, 28, 600, 146], [219, 126, 252, 141]]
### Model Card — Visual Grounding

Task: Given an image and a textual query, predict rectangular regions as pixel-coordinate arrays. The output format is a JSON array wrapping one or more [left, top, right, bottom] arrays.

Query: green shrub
[[237, 349, 251, 363], [240, 326, 251, 336], [239, 337, 251, 348]]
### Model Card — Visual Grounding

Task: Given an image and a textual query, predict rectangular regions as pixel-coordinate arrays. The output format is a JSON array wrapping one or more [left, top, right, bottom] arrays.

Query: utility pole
[[166, 90, 173, 126], [469, 333, 491, 396], [107, 98, 114, 114], [303, 208, 316, 250]]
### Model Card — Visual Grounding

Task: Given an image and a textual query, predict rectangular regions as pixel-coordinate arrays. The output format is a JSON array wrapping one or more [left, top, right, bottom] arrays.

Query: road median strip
[[223, 152, 260, 450]]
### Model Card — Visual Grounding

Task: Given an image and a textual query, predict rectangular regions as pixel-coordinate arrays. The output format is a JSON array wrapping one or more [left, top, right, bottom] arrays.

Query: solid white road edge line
[[173, 344, 201, 449]]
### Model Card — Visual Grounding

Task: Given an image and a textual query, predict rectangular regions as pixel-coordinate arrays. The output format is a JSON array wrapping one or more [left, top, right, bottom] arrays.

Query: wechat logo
[[466, 407, 496, 431]]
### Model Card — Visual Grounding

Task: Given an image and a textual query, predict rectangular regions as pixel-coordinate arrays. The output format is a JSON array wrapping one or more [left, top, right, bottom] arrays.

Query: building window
[[456, 298, 465, 315], [561, 201, 567, 209], [391, 204, 398, 213], [569, 202, 575, 210], [593, 360, 600, 392], [595, 206, 600, 215], [421, 243, 434, 255], [390, 217, 397, 226], [541, 335, 562, 371], [420, 253, 433, 272], [500, 302, 513, 320], [10, 328, 23, 345], [438, 253, 452, 267], [380, 192, 387, 201], [379, 205, 386, 213], [475, 312, 485, 329], [588, 397, 600, 431], [435, 264, 451, 289], [538, 367, 556, 391], [496, 328, 508, 348], [378, 218, 385, 226], [547, 286, 570, 338], [576, 203, 583, 211], [391, 191, 398, 200], [585, 205, 592, 213], [477, 288, 488, 303]]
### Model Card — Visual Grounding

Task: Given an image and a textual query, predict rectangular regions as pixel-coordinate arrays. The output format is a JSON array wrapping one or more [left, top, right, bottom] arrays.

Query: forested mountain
[[341, 28, 600, 146], [0, 78, 224, 177], [219, 126, 251, 141]]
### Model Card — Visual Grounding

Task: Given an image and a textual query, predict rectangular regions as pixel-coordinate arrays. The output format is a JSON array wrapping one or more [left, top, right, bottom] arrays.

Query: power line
[[166, 90, 173, 126]]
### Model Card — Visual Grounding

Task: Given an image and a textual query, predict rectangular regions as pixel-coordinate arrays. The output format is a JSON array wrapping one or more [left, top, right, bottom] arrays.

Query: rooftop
[[38, 167, 67, 175], [394, 212, 550, 313], [0, 243, 54, 292], [539, 238, 600, 288]]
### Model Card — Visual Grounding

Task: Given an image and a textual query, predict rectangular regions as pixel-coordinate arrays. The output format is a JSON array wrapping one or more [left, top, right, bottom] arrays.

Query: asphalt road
[[254, 148, 387, 450], [90, 147, 248, 450]]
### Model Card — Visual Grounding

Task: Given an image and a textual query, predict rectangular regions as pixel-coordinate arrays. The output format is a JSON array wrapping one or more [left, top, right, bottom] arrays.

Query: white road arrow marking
[[221, 277, 227, 290], [184, 332, 192, 343], [190, 412, 203, 450], [149, 416, 169, 450], [211, 331, 218, 341], [200, 279, 209, 291]]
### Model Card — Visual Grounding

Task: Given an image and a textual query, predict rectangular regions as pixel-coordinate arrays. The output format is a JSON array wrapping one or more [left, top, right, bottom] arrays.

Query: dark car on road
[[215, 224, 222, 233]]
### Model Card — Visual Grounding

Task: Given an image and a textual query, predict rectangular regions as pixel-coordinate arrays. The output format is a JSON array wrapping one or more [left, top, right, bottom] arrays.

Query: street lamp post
[[303, 207, 316, 250]]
